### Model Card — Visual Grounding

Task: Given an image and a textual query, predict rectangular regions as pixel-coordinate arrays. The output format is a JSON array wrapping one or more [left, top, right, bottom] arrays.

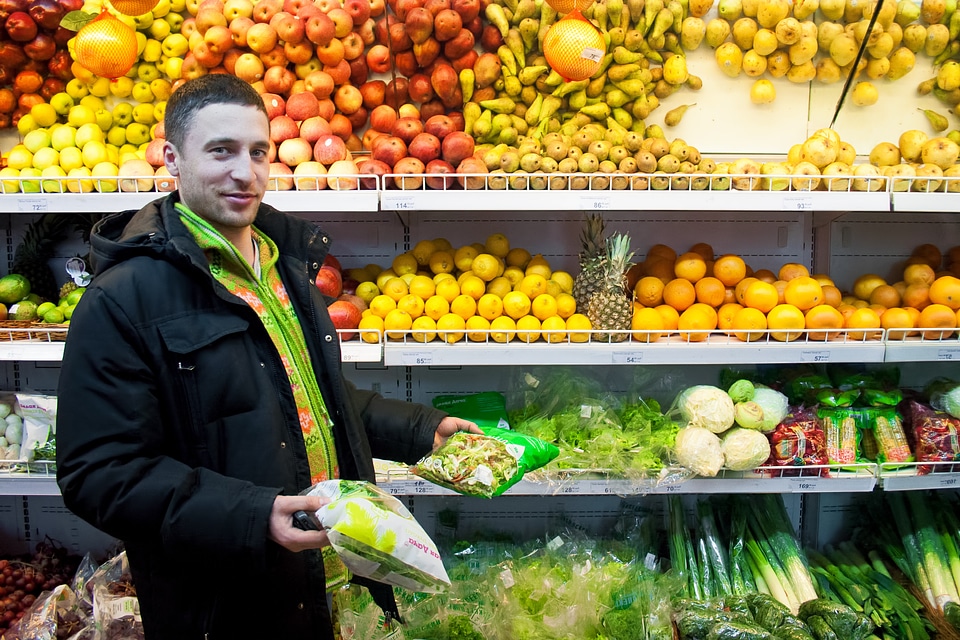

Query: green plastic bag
[[411, 427, 559, 498], [432, 392, 511, 431]]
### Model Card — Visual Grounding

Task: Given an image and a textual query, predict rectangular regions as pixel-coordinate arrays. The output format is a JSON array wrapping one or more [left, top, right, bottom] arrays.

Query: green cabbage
[[676, 385, 736, 434], [928, 379, 960, 418], [675, 426, 725, 477], [721, 428, 772, 471], [752, 388, 790, 433]]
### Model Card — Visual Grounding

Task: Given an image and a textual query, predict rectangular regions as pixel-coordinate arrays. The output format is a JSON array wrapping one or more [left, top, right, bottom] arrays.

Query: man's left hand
[[433, 416, 482, 449]]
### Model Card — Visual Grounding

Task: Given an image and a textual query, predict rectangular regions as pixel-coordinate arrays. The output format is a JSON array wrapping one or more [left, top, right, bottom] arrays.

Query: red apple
[[324, 253, 341, 270], [270, 114, 300, 143], [359, 78, 386, 108], [450, 48, 477, 72], [326, 7, 352, 37], [304, 11, 335, 45], [26, 0, 62, 30], [391, 116, 423, 144], [424, 158, 456, 189], [368, 0, 384, 16], [451, 0, 478, 21], [408, 131, 440, 164], [263, 65, 295, 94], [284, 39, 314, 64], [346, 105, 368, 130], [371, 135, 407, 168], [424, 0, 448, 14], [343, 0, 370, 26], [314, 133, 348, 164], [368, 103, 397, 133], [246, 22, 278, 51], [356, 157, 390, 189], [23, 32, 54, 60], [338, 292, 366, 311], [327, 300, 361, 339], [392, 157, 425, 189], [365, 43, 390, 73], [384, 76, 409, 107], [442, 26, 473, 58], [224, 0, 254, 20], [299, 115, 332, 142], [441, 130, 474, 166], [424, 114, 454, 139], [316, 265, 344, 298], [285, 90, 319, 120], [342, 31, 364, 60], [357, 16, 376, 43], [303, 69, 334, 98], [5, 11, 36, 41], [274, 12, 304, 43], [283, 0, 311, 13], [46, 48, 71, 79], [230, 16, 254, 45], [259, 44, 287, 67], [277, 136, 313, 166], [144, 138, 166, 167], [252, 0, 282, 22], [407, 72, 434, 103], [393, 50, 418, 77], [479, 23, 501, 51], [394, 0, 421, 20], [323, 57, 350, 84]]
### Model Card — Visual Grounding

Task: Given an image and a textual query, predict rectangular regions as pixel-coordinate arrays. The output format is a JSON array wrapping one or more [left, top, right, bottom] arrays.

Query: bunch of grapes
[[0, 537, 82, 635]]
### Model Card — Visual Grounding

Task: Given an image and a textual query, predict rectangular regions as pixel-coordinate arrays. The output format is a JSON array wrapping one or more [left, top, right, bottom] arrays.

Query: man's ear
[[163, 141, 180, 177]]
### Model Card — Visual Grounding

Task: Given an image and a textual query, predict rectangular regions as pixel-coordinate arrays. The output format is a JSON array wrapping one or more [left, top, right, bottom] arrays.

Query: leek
[[906, 491, 960, 610], [886, 492, 934, 609], [698, 499, 732, 596], [668, 496, 688, 591]]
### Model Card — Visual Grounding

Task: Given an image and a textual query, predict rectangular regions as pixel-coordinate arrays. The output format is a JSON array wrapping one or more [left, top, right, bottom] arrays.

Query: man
[[56, 74, 477, 639]]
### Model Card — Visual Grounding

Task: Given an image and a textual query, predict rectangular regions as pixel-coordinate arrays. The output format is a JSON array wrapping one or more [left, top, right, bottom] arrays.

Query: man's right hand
[[268, 494, 330, 552]]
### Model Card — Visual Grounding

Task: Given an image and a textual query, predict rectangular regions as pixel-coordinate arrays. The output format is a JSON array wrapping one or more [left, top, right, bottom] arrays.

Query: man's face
[[163, 102, 271, 235]]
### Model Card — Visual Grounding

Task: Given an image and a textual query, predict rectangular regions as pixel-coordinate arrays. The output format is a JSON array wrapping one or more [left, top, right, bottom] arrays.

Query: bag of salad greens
[[411, 427, 559, 498]]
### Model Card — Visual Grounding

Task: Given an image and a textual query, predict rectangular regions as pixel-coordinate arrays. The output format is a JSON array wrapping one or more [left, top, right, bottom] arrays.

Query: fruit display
[[0, 540, 83, 635]]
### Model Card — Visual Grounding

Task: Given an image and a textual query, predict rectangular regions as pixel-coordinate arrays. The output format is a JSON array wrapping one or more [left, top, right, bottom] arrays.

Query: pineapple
[[585, 233, 635, 343], [10, 214, 71, 303], [572, 213, 607, 311]]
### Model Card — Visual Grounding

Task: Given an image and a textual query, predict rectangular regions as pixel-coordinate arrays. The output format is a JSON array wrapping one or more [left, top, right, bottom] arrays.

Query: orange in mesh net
[[73, 11, 139, 79], [107, 0, 160, 16], [544, 0, 593, 14], [542, 10, 607, 82]]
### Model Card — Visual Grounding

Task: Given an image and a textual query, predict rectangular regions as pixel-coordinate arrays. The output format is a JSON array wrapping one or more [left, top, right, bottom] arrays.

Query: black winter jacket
[[56, 194, 446, 639]]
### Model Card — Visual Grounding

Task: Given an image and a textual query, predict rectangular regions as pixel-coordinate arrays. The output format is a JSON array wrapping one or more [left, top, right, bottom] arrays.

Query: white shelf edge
[[0, 341, 65, 361], [891, 191, 960, 212], [882, 339, 960, 362], [878, 462, 960, 491]]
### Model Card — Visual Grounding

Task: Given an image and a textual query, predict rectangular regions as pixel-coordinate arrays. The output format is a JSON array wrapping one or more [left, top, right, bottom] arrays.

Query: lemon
[[368, 294, 397, 319], [428, 250, 455, 275], [551, 270, 575, 294], [411, 239, 436, 266], [505, 247, 531, 268], [356, 281, 380, 304], [465, 315, 491, 341], [380, 277, 408, 302], [450, 294, 477, 321], [477, 293, 504, 321], [556, 293, 577, 319], [490, 315, 517, 343], [408, 275, 435, 300], [541, 315, 567, 343], [358, 315, 384, 344], [531, 293, 558, 321], [518, 274, 548, 300], [436, 313, 466, 343], [383, 308, 412, 340], [410, 316, 437, 343], [435, 278, 460, 303], [470, 253, 501, 281], [566, 313, 592, 342], [515, 314, 541, 343], [396, 294, 424, 319], [423, 295, 450, 321], [391, 252, 418, 276], [453, 245, 478, 272], [485, 276, 512, 299], [502, 291, 531, 320], [459, 275, 486, 301]]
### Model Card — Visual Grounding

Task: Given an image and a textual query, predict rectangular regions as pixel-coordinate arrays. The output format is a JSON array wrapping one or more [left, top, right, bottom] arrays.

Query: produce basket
[[0, 321, 68, 342]]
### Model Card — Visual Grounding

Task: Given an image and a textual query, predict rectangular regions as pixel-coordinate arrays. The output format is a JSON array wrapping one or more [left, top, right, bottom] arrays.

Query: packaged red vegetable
[[905, 400, 960, 475], [764, 407, 828, 475]]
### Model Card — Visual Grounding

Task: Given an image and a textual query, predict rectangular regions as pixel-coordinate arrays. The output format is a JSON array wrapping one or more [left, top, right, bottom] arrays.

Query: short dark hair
[[164, 75, 267, 150]]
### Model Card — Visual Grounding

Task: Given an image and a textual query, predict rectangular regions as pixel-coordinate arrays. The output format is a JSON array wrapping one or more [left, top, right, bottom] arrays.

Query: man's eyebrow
[[204, 137, 270, 148]]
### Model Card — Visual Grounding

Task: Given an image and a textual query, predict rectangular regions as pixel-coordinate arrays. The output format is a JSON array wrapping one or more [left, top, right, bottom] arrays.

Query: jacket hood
[[90, 194, 331, 278]]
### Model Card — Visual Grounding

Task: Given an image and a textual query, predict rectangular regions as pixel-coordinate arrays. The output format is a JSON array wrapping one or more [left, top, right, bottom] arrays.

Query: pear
[[757, 0, 789, 27], [793, 0, 819, 19], [944, 164, 960, 192], [664, 103, 695, 126], [540, 157, 559, 173], [767, 50, 792, 77], [925, 24, 949, 58], [508, 171, 529, 191], [635, 150, 658, 172], [519, 152, 542, 172], [838, 141, 857, 165], [718, 0, 743, 20], [888, 22, 903, 48], [487, 169, 509, 190], [754, 27, 779, 54], [912, 163, 944, 192], [791, 161, 822, 191], [743, 50, 768, 76], [760, 162, 791, 190], [787, 60, 817, 82], [588, 140, 613, 161], [902, 24, 927, 53], [742, 0, 760, 16], [705, 18, 732, 47], [801, 131, 839, 168], [788, 143, 804, 165], [844, 0, 863, 23], [681, 16, 707, 49], [499, 150, 521, 173], [921, 0, 947, 24], [886, 47, 915, 80], [895, 0, 921, 26], [612, 147, 633, 166], [869, 141, 901, 166], [949, 130, 960, 145], [715, 42, 744, 76], [687, 146, 703, 164], [817, 21, 844, 50], [669, 138, 691, 159], [921, 136, 960, 169], [775, 17, 802, 45], [882, 163, 916, 192], [852, 164, 885, 192], [648, 137, 671, 158], [867, 31, 894, 58], [699, 158, 718, 173], [829, 33, 859, 66], [899, 129, 929, 162], [815, 58, 843, 83], [822, 161, 853, 191], [919, 108, 950, 132], [732, 17, 759, 49], [853, 20, 883, 47], [789, 36, 819, 64], [689, 0, 716, 16], [731, 158, 761, 190], [851, 81, 879, 106], [557, 157, 579, 173], [819, 0, 845, 19], [578, 152, 600, 173], [937, 60, 960, 91], [918, 77, 937, 95]]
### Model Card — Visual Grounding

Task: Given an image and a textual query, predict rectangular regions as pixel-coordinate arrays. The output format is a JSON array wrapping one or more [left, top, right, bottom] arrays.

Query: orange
[[772, 279, 789, 304], [778, 262, 810, 281], [566, 313, 592, 342], [663, 278, 696, 311], [902, 283, 931, 310], [689, 242, 714, 261], [767, 303, 806, 341], [868, 284, 900, 309], [655, 304, 681, 331], [912, 243, 943, 269], [735, 277, 759, 305], [541, 315, 567, 343], [717, 302, 745, 331], [852, 273, 887, 301], [502, 290, 532, 319], [731, 306, 767, 342], [635, 276, 665, 307], [381, 277, 409, 301], [383, 308, 413, 340], [695, 276, 726, 307], [753, 268, 777, 283], [845, 307, 882, 341], [397, 293, 425, 318], [556, 293, 577, 319], [904, 262, 936, 286], [424, 295, 450, 321], [713, 254, 747, 287], [723, 287, 738, 305], [450, 294, 478, 320], [542, 12, 607, 82], [646, 243, 677, 263], [435, 277, 461, 303], [678, 303, 718, 342], [821, 284, 843, 307], [881, 307, 915, 340], [804, 304, 844, 341], [918, 303, 958, 339], [460, 275, 487, 301], [515, 315, 541, 343], [632, 307, 665, 342], [643, 257, 675, 283], [784, 276, 824, 311], [368, 294, 397, 319], [410, 316, 437, 343], [812, 273, 835, 287], [929, 275, 960, 309], [477, 293, 504, 321], [531, 294, 559, 321], [518, 273, 548, 300], [408, 274, 436, 300], [436, 313, 466, 343], [490, 315, 517, 343], [466, 315, 492, 342], [674, 252, 708, 282], [905, 306, 922, 334], [742, 280, 779, 313], [837, 303, 857, 323], [471, 253, 502, 281]]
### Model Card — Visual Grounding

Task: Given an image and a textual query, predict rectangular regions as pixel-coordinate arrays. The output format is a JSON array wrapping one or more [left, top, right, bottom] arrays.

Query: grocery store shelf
[[381, 330, 887, 366], [380, 173, 892, 212], [890, 190, 960, 212], [878, 462, 960, 491], [883, 336, 960, 362], [0, 462, 59, 496], [376, 464, 878, 496]]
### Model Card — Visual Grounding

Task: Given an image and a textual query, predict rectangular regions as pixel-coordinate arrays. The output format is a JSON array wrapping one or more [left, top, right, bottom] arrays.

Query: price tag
[[401, 351, 433, 365], [782, 196, 813, 210], [581, 196, 610, 209], [383, 481, 410, 495], [612, 350, 643, 364], [660, 483, 683, 493], [937, 348, 960, 360], [557, 482, 580, 494], [0, 347, 26, 360], [788, 478, 821, 492], [580, 47, 603, 62], [938, 476, 959, 487], [17, 198, 49, 212], [383, 196, 415, 210], [800, 349, 830, 362]]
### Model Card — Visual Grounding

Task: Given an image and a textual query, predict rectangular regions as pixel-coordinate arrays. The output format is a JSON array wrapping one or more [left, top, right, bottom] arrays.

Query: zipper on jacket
[[173, 358, 213, 468]]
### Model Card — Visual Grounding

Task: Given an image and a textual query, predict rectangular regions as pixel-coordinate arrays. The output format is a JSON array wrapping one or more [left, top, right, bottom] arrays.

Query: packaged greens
[[303, 480, 450, 593], [432, 392, 511, 431], [926, 378, 960, 419], [411, 427, 559, 498]]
